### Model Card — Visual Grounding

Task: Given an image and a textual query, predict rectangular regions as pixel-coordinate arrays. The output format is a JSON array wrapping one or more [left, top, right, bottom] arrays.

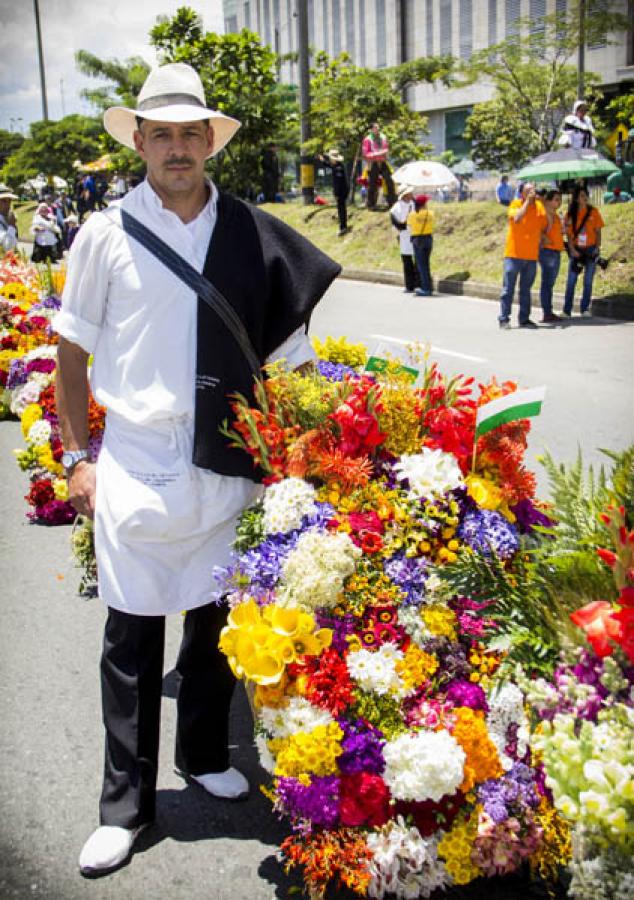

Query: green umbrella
[[517, 148, 619, 182]]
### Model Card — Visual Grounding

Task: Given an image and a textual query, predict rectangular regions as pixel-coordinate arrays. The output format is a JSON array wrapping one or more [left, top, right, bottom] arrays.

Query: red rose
[[339, 772, 390, 827]]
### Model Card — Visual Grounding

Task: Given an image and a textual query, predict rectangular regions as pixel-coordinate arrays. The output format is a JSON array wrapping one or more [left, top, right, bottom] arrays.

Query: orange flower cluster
[[281, 828, 372, 897], [451, 707, 503, 793]]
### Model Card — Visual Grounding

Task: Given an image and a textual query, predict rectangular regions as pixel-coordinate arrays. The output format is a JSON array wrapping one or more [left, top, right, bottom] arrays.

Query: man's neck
[[147, 175, 210, 224]]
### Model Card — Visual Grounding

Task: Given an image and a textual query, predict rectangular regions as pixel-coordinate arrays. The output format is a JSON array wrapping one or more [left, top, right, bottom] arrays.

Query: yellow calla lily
[[265, 605, 301, 636], [228, 598, 262, 629]]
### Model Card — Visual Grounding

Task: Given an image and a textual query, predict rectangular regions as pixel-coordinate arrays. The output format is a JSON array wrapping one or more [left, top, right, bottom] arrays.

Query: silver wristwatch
[[61, 448, 91, 475]]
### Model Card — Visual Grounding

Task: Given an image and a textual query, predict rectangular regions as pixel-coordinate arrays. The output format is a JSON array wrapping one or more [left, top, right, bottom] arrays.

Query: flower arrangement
[[214, 342, 570, 898]]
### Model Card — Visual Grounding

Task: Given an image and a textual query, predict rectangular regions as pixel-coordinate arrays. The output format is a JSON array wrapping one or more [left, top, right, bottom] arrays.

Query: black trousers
[[336, 195, 348, 232], [367, 161, 397, 209], [401, 254, 420, 292], [99, 601, 235, 828]]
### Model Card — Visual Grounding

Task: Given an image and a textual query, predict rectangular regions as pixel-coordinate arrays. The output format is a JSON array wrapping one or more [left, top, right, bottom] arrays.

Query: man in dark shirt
[[319, 150, 350, 235]]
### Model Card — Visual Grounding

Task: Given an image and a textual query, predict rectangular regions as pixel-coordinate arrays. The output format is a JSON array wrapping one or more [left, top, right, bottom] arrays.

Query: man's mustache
[[165, 157, 195, 167]]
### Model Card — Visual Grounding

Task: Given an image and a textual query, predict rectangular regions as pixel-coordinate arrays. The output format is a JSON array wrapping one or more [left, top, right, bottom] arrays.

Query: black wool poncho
[[193, 192, 341, 479]]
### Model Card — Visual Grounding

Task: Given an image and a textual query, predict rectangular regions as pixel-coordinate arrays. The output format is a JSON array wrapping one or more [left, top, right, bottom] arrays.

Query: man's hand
[[68, 460, 97, 519]]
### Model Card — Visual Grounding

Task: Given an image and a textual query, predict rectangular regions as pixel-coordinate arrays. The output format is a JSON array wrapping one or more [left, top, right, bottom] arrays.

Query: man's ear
[[133, 127, 145, 158], [207, 124, 215, 157]]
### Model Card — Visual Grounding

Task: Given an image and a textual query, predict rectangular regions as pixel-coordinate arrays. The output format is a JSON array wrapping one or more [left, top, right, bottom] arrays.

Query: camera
[[571, 257, 585, 275], [596, 256, 610, 271]]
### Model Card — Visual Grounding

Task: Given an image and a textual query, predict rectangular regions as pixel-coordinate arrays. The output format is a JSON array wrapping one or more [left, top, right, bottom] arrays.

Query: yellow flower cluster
[[422, 604, 458, 640], [219, 599, 332, 686], [437, 812, 482, 885], [466, 474, 515, 521], [452, 707, 503, 793], [0, 282, 38, 305], [395, 644, 438, 691], [529, 797, 572, 883], [270, 722, 344, 778], [0, 348, 19, 377], [21, 403, 43, 439], [254, 671, 296, 709], [377, 382, 424, 456], [311, 335, 367, 367], [468, 645, 502, 686], [53, 478, 69, 501], [37, 445, 62, 475]]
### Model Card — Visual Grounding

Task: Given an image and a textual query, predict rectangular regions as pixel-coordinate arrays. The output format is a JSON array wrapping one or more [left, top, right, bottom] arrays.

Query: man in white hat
[[559, 100, 596, 150], [53, 62, 340, 876], [0, 184, 19, 252]]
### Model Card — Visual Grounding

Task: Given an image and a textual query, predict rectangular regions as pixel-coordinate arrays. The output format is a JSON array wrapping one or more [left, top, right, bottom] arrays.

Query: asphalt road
[[0, 281, 631, 900]]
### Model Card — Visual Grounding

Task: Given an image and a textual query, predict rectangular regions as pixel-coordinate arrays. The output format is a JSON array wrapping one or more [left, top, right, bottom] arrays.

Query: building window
[[263, 0, 272, 45], [505, 0, 521, 40], [333, 0, 341, 55], [323, 0, 330, 54], [345, 0, 355, 58], [359, 0, 367, 64], [488, 0, 497, 45], [555, 0, 566, 41], [459, 0, 473, 58], [376, 0, 387, 67], [445, 108, 472, 159], [308, 0, 315, 46], [402, 0, 416, 61], [588, 0, 608, 49], [426, 0, 434, 56], [440, 0, 452, 56], [529, 0, 546, 40]]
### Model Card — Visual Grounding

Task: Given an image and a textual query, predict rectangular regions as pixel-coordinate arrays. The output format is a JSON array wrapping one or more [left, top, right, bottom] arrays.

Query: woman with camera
[[563, 185, 604, 318]]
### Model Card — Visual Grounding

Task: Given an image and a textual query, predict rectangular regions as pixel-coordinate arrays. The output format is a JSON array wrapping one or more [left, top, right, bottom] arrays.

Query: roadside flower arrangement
[[214, 343, 571, 898]]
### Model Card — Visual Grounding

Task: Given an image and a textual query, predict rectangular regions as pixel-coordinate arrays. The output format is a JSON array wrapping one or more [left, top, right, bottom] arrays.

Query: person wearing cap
[[389, 186, 419, 292], [559, 100, 596, 150], [406, 194, 434, 296], [53, 62, 340, 877], [498, 182, 547, 329], [318, 149, 350, 235], [30, 202, 61, 263], [64, 213, 80, 250], [0, 184, 19, 252]]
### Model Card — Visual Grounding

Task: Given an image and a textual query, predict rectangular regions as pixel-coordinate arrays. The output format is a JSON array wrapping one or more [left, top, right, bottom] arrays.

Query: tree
[[149, 7, 289, 196], [75, 50, 151, 112], [461, 1, 628, 170], [0, 115, 102, 189], [0, 129, 25, 167]]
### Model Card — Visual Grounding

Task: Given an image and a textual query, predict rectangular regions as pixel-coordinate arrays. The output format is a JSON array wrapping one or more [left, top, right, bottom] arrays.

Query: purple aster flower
[[316, 360, 358, 382], [276, 776, 340, 827], [383, 551, 428, 604], [510, 498, 554, 533], [445, 679, 489, 712], [6, 358, 27, 390], [458, 508, 519, 559], [315, 611, 357, 653], [478, 763, 540, 825], [338, 718, 385, 775]]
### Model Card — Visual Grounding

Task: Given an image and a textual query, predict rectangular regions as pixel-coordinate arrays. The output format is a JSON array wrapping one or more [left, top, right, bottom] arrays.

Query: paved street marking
[[369, 333, 487, 364]]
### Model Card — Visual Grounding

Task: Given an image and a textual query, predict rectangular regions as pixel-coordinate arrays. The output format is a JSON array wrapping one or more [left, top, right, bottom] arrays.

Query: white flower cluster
[[486, 682, 530, 770], [26, 418, 52, 447], [25, 345, 57, 362], [397, 606, 429, 645], [347, 642, 406, 697], [254, 732, 276, 774], [393, 448, 464, 500], [262, 477, 318, 534], [280, 530, 361, 610], [259, 696, 334, 739], [382, 730, 465, 802], [10, 381, 42, 416], [367, 818, 451, 899]]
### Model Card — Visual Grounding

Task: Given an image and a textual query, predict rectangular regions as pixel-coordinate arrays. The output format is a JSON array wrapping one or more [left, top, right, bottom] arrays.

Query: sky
[[0, 0, 225, 134]]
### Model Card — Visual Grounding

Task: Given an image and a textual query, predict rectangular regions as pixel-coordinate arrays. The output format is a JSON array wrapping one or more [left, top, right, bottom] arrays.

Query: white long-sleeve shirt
[[0, 213, 18, 252]]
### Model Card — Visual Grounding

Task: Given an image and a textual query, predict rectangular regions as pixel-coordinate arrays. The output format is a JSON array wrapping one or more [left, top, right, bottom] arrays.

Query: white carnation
[[254, 733, 276, 774], [279, 529, 361, 610], [262, 477, 317, 534], [259, 696, 334, 739], [347, 642, 406, 697], [383, 730, 465, 802], [10, 381, 42, 415], [394, 448, 464, 500], [27, 418, 52, 447]]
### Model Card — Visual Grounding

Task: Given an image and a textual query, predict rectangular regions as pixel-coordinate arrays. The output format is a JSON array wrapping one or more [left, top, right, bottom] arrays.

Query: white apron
[[94, 412, 261, 616]]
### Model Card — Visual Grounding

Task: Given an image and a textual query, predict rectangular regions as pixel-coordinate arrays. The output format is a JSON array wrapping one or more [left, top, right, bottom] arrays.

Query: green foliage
[[70, 518, 98, 598], [150, 8, 288, 195], [75, 50, 151, 112], [233, 504, 266, 553], [601, 445, 634, 524], [0, 115, 102, 189], [0, 129, 25, 163]]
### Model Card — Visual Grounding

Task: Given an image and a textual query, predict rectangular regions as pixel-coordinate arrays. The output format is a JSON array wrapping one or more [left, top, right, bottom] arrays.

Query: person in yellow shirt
[[498, 181, 547, 329], [407, 194, 434, 296], [563, 185, 605, 318], [538, 189, 564, 323]]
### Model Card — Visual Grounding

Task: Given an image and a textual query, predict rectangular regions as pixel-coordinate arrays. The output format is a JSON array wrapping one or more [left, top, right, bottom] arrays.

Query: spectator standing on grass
[[0, 184, 19, 252], [30, 202, 61, 263], [496, 175, 514, 206], [407, 193, 434, 297], [390, 186, 419, 293], [498, 181, 547, 330], [562, 185, 604, 318], [64, 213, 80, 251], [318, 150, 350, 235], [559, 100, 596, 150], [362, 123, 396, 210], [261, 143, 280, 203], [538, 189, 564, 323]]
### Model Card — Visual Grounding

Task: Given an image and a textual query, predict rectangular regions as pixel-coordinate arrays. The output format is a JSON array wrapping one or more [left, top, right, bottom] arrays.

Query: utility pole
[[33, 0, 49, 120], [297, 0, 314, 205], [578, 0, 586, 100]]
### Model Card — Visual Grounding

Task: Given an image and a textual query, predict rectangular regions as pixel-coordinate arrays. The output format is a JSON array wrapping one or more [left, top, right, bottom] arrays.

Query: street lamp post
[[33, 0, 49, 120], [297, 0, 314, 205]]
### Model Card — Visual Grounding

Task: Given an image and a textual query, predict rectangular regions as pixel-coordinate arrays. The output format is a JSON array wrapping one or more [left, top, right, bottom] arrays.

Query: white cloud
[[0, 0, 225, 132]]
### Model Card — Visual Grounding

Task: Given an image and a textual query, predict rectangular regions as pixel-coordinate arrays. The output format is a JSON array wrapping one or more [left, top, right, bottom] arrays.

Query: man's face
[[521, 182, 535, 200], [577, 104, 587, 118], [133, 119, 214, 196], [371, 124, 380, 136], [0, 198, 11, 218]]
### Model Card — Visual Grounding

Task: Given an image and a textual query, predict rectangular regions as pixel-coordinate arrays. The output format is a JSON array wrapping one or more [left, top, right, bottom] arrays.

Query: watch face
[[61, 452, 75, 469]]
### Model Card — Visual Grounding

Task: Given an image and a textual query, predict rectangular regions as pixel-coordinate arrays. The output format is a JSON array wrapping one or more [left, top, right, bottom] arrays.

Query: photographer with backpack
[[563, 185, 604, 318]]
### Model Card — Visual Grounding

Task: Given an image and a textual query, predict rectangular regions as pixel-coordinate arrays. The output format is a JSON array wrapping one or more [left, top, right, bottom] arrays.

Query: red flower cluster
[[395, 790, 465, 837], [339, 772, 391, 827], [26, 478, 55, 508], [294, 647, 355, 716], [329, 378, 387, 457]]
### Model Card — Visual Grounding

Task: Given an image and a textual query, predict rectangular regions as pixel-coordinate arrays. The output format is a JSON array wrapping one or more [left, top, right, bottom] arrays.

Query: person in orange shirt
[[538, 189, 564, 323], [498, 182, 547, 329], [563, 185, 604, 317]]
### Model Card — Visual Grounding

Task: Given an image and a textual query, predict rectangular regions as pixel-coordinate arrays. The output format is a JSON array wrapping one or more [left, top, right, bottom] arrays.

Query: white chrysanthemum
[[259, 696, 334, 739], [347, 642, 406, 697], [262, 477, 317, 534], [393, 448, 464, 500], [24, 344, 57, 362], [382, 730, 465, 802], [10, 380, 42, 415], [486, 682, 530, 770], [279, 529, 361, 610], [26, 417, 52, 447], [397, 606, 429, 646], [367, 819, 451, 899], [254, 733, 276, 774]]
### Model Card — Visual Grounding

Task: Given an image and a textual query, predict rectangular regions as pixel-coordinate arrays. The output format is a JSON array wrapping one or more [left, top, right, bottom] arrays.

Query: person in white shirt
[[0, 184, 19, 252], [53, 63, 340, 877], [389, 186, 419, 292], [30, 202, 61, 262], [559, 100, 596, 150]]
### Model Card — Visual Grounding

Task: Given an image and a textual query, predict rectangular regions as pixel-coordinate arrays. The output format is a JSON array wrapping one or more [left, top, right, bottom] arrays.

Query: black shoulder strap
[[119, 208, 261, 377], [572, 206, 592, 240]]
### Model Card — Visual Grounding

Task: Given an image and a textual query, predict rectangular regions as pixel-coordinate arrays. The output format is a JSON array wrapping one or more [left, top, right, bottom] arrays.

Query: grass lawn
[[13, 200, 38, 242], [265, 198, 634, 301]]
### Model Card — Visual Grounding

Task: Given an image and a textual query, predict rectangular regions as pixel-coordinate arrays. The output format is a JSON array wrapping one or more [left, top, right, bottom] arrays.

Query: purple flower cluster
[[458, 508, 519, 559], [6, 357, 27, 390], [536, 649, 634, 723], [25, 358, 56, 376], [303, 501, 336, 530], [478, 763, 540, 824], [383, 551, 428, 604], [28, 499, 76, 526], [276, 775, 340, 827], [510, 498, 554, 534], [449, 595, 497, 639], [30, 295, 61, 311], [445, 678, 489, 712], [315, 611, 357, 653], [316, 360, 357, 382], [337, 718, 385, 775]]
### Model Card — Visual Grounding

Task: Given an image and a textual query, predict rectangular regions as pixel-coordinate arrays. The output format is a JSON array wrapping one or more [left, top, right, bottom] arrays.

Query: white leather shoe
[[187, 766, 249, 800], [78, 824, 146, 876]]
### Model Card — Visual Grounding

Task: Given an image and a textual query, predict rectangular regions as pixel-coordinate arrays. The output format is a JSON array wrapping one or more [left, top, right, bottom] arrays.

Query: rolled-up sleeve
[[52, 215, 109, 355], [266, 325, 316, 370]]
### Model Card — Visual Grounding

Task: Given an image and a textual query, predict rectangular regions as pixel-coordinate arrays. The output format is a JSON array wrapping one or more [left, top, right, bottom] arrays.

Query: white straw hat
[[0, 184, 18, 200], [103, 63, 241, 159]]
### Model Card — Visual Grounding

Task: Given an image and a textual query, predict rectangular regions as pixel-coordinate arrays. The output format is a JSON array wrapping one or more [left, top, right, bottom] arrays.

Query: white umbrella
[[392, 160, 459, 191]]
